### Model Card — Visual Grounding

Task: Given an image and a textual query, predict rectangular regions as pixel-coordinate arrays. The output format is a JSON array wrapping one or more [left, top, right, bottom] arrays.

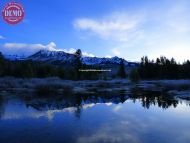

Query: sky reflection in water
[[0, 92, 190, 143]]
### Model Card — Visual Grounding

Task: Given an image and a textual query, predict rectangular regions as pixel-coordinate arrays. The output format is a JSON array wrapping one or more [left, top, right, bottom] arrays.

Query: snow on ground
[[0, 77, 190, 99]]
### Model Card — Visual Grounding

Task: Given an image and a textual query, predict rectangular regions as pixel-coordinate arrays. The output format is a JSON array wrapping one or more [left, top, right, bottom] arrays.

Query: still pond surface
[[0, 91, 190, 143]]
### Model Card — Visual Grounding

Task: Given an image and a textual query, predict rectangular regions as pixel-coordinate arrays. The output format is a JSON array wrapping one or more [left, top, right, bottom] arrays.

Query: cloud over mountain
[[0, 42, 94, 57]]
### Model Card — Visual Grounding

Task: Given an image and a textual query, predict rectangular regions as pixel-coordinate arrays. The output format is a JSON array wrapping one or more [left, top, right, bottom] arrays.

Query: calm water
[[0, 91, 190, 143]]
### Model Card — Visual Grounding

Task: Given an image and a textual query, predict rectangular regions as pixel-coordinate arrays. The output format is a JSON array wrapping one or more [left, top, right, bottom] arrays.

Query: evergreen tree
[[75, 49, 82, 80], [117, 59, 126, 78], [138, 56, 190, 79], [0, 52, 5, 76], [75, 49, 82, 57]]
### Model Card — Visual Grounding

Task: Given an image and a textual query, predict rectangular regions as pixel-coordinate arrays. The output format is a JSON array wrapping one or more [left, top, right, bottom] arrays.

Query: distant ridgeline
[[0, 49, 137, 80], [1, 50, 189, 80]]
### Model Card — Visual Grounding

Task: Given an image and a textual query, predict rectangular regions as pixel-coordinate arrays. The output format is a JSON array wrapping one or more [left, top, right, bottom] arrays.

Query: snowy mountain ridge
[[28, 49, 130, 66], [3, 49, 138, 67]]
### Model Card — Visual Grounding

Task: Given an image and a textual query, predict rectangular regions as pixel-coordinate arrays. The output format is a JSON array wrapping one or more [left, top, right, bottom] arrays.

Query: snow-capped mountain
[[28, 50, 130, 66], [81, 56, 129, 66], [28, 50, 77, 63], [3, 49, 138, 67]]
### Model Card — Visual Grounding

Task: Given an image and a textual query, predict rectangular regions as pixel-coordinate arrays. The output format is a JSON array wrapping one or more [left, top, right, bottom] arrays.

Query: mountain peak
[[27, 49, 133, 66]]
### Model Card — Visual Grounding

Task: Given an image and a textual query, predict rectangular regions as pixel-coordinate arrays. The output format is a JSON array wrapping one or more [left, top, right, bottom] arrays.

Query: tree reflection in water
[[19, 88, 184, 112], [0, 87, 188, 118], [130, 88, 178, 109], [0, 95, 5, 119]]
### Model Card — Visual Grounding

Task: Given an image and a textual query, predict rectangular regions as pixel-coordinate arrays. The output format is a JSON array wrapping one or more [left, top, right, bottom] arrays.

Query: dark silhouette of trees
[[1, 51, 190, 80], [0, 54, 66, 79], [75, 49, 83, 80], [75, 49, 82, 57], [117, 59, 126, 78], [0, 52, 5, 76], [138, 56, 190, 79], [129, 69, 140, 83]]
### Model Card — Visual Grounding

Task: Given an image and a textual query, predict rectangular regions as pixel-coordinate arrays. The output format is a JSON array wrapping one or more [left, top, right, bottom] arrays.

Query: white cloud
[[0, 42, 57, 56], [74, 12, 143, 42], [111, 48, 121, 56], [73, 1, 190, 62], [165, 0, 190, 33], [0, 42, 95, 57]]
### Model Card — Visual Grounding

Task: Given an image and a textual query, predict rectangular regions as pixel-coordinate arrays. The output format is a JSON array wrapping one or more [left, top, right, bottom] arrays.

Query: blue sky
[[1, 0, 190, 62]]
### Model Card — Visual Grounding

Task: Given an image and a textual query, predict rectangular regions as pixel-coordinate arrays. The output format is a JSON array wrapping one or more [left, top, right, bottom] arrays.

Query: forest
[[138, 56, 190, 79], [1, 51, 190, 80], [0, 52, 106, 80]]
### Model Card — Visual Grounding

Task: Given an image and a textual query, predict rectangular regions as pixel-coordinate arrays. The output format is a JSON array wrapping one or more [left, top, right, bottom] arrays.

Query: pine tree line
[[2, 50, 190, 80], [0, 51, 103, 80], [138, 56, 190, 79]]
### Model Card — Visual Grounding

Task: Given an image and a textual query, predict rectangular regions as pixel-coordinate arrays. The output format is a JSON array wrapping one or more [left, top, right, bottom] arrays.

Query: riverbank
[[0, 77, 190, 100]]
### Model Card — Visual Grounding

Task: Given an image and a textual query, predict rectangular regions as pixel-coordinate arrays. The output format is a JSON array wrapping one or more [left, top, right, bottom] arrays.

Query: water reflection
[[130, 88, 179, 109], [0, 95, 5, 118], [22, 89, 186, 112], [0, 88, 190, 143], [0, 88, 188, 118]]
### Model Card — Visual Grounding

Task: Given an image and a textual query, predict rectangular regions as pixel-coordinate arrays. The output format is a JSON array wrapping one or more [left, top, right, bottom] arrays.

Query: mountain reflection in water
[[0, 88, 190, 143], [0, 88, 188, 118]]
